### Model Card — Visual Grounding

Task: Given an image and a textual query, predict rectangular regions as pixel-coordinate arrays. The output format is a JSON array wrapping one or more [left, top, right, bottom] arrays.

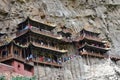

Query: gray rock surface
[[0, 0, 120, 80]]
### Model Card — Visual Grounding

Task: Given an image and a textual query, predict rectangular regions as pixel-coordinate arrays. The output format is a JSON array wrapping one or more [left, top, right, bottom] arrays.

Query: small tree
[[0, 76, 5, 80]]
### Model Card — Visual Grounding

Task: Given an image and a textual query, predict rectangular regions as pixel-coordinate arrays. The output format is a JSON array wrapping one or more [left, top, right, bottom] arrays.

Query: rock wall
[[33, 56, 120, 80], [0, 0, 120, 80]]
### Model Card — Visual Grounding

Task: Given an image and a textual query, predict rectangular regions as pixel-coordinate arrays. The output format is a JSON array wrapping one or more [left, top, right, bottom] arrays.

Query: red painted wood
[[11, 61, 33, 76]]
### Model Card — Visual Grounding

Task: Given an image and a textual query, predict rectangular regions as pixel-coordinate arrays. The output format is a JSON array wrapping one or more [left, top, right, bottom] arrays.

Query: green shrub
[[12, 76, 36, 80], [0, 76, 5, 80]]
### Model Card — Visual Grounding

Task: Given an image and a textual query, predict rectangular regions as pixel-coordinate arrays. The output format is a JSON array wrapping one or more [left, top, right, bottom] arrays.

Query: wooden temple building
[[0, 17, 70, 76], [74, 28, 110, 58], [0, 17, 112, 77]]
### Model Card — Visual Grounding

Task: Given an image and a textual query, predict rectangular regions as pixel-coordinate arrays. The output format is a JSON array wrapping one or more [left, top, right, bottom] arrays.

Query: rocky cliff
[[0, 0, 120, 80]]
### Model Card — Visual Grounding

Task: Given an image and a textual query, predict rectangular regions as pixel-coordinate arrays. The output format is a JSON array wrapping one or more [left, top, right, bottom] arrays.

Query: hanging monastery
[[0, 17, 117, 78]]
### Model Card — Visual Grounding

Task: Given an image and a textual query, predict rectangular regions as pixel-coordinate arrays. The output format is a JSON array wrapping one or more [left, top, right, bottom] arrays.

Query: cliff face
[[0, 0, 120, 80]]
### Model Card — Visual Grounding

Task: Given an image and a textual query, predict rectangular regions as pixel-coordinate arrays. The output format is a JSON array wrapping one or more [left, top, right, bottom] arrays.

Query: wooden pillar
[[29, 32, 32, 43], [0, 49, 2, 58], [83, 31, 85, 37], [27, 36, 29, 43], [50, 54, 52, 63], [23, 48, 26, 59], [19, 48, 22, 58], [56, 42, 59, 50], [10, 43, 13, 57]]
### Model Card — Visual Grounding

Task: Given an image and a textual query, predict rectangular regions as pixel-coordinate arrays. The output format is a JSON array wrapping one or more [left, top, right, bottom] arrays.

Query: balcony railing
[[16, 28, 60, 39], [31, 28, 60, 39], [0, 54, 13, 62], [16, 28, 71, 42], [32, 41, 68, 53], [85, 36, 102, 42], [0, 54, 26, 63], [0, 54, 62, 67], [78, 43, 109, 51], [13, 54, 26, 62], [33, 58, 62, 67], [76, 35, 102, 42], [86, 43, 109, 50], [31, 28, 71, 42], [80, 51, 105, 58]]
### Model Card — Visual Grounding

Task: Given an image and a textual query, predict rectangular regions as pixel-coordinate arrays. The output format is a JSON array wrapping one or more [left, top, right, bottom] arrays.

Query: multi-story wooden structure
[[75, 28, 110, 58], [0, 17, 112, 77], [0, 17, 69, 76], [0, 41, 34, 76]]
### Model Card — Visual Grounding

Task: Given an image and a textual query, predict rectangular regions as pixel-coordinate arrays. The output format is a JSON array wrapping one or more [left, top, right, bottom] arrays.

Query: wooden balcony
[[0, 54, 13, 62], [31, 28, 60, 39], [32, 41, 68, 53], [33, 59, 62, 67], [16, 28, 59, 40], [85, 36, 102, 42], [76, 35, 102, 42], [0, 54, 33, 66], [31, 28, 71, 42], [80, 51, 105, 58], [78, 43, 109, 52], [0, 54, 62, 67], [16, 28, 71, 42], [13, 41, 68, 54], [86, 44, 109, 51]]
